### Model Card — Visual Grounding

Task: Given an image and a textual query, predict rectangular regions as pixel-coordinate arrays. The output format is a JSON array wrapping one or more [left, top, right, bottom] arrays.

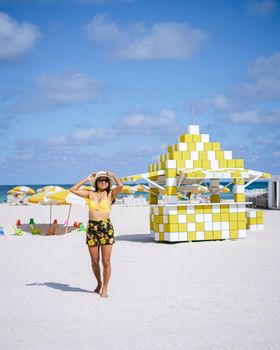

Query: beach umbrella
[[37, 185, 65, 193], [178, 192, 187, 200], [197, 185, 210, 193], [48, 190, 89, 234], [219, 185, 230, 193], [121, 185, 137, 194], [48, 190, 89, 206], [7, 186, 35, 195], [184, 184, 209, 193], [28, 190, 60, 204], [7, 190, 25, 195], [79, 185, 93, 191], [134, 185, 147, 192], [28, 189, 64, 229]]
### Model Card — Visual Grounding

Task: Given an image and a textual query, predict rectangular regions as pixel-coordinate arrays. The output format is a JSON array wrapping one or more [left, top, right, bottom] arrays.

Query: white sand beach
[[0, 204, 279, 350]]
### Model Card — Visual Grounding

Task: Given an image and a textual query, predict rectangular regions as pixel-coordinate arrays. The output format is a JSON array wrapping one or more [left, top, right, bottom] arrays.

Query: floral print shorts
[[86, 219, 115, 247]]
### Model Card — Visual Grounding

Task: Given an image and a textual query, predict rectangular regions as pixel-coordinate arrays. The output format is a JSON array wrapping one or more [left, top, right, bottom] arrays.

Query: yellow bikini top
[[88, 196, 111, 213]]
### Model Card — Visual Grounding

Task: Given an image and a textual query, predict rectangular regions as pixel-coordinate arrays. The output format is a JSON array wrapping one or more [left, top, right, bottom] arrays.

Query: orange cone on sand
[[73, 221, 79, 228], [16, 219, 21, 226]]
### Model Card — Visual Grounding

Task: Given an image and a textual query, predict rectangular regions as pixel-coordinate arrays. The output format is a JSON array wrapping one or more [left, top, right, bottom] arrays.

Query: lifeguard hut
[[121, 124, 270, 242]]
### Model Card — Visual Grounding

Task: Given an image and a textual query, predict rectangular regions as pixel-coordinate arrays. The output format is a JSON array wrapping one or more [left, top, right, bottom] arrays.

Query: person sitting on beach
[[70, 171, 123, 298]]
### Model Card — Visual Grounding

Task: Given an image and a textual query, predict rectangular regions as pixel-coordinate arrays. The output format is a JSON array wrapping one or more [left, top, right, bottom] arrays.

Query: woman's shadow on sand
[[116, 233, 153, 243], [26, 282, 92, 293]]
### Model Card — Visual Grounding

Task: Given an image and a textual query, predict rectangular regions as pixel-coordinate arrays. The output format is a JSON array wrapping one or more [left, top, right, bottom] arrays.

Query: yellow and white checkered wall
[[246, 209, 264, 231], [150, 203, 247, 242]]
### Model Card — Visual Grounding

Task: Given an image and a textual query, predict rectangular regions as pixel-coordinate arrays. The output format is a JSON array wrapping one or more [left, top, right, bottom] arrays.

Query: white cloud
[[221, 108, 280, 125], [210, 52, 280, 109], [47, 136, 69, 146], [247, 0, 277, 16], [238, 51, 280, 100], [35, 70, 107, 104], [84, 13, 125, 43], [0, 12, 41, 60], [84, 14, 209, 60], [266, 109, 280, 124], [0, 115, 17, 135], [15, 69, 109, 112], [118, 109, 180, 135], [42, 127, 119, 148], [212, 94, 233, 112], [73, 128, 117, 142], [273, 151, 280, 157], [38, 109, 178, 150], [226, 110, 261, 124], [249, 51, 280, 78]]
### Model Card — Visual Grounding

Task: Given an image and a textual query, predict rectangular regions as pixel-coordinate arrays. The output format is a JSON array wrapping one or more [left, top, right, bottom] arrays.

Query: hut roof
[[120, 124, 271, 183]]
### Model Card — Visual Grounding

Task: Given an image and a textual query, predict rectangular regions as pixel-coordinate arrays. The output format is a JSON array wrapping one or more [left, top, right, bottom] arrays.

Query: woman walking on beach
[[70, 171, 123, 298]]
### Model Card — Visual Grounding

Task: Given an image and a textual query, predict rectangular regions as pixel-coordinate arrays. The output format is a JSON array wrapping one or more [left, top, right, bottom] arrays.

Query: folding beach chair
[[47, 220, 57, 235], [13, 226, 23, 236], [30, 224, 40, 235]]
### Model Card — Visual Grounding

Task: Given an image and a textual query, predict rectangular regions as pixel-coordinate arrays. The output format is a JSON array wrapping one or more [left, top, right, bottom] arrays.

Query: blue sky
[[0, 0, 279, 184]]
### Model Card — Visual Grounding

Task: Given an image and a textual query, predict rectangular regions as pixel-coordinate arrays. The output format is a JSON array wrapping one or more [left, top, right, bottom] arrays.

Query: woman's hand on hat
[[87, 172, 96, 181], [106, 170, 114, 178]]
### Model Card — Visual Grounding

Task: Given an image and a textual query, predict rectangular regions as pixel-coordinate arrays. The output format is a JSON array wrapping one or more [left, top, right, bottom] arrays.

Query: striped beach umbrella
[[219, 185, 230, 193], [48, 190, 89, 234], [121, 185, 137, 194], [134, 185, 147, 192], [37, 185, 65, 193], [48, 190, 89, 206], [7, 186, 35, 195], [7, 190, 25, 195], [184, 184, 210, 193], [28, 190, 60, 204], [197, 185, 210, 193], [79, 185, 93, 191], [28, 188, 66, 229]]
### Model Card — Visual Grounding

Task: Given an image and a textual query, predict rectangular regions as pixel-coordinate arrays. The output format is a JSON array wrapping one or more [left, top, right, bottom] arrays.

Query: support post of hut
[[233, 178, 245, 203], [149, 176, 159, 239], [165, 161, 178, 204]]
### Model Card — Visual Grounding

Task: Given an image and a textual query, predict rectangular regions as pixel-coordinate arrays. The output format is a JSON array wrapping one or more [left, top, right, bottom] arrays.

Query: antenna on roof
[[192, 105, 195, 125]]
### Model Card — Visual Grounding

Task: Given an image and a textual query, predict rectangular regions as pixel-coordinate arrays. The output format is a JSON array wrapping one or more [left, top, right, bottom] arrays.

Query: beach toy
[[73, 221, 79, 228], [13, 226, 23, 236], [0, 226, 4, 235], [16, 219, 21, 226], [29, 218, 35, 224], [30, 224, 40, 235], [78, 223, 86, 232]]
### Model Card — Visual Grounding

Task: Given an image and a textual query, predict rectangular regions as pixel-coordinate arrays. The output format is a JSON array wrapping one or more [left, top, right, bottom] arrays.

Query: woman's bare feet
[[100, 289, 108, 298], [93, 283, 102, 294]]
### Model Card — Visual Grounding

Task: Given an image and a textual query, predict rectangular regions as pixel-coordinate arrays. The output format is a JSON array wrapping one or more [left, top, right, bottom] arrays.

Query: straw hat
[[90, 171, 114, 189]]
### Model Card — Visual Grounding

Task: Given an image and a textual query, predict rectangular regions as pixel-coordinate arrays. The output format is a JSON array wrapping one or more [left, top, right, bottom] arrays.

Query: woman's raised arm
[[107, 171, 123, 199], [70, 173, 96, 198]]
